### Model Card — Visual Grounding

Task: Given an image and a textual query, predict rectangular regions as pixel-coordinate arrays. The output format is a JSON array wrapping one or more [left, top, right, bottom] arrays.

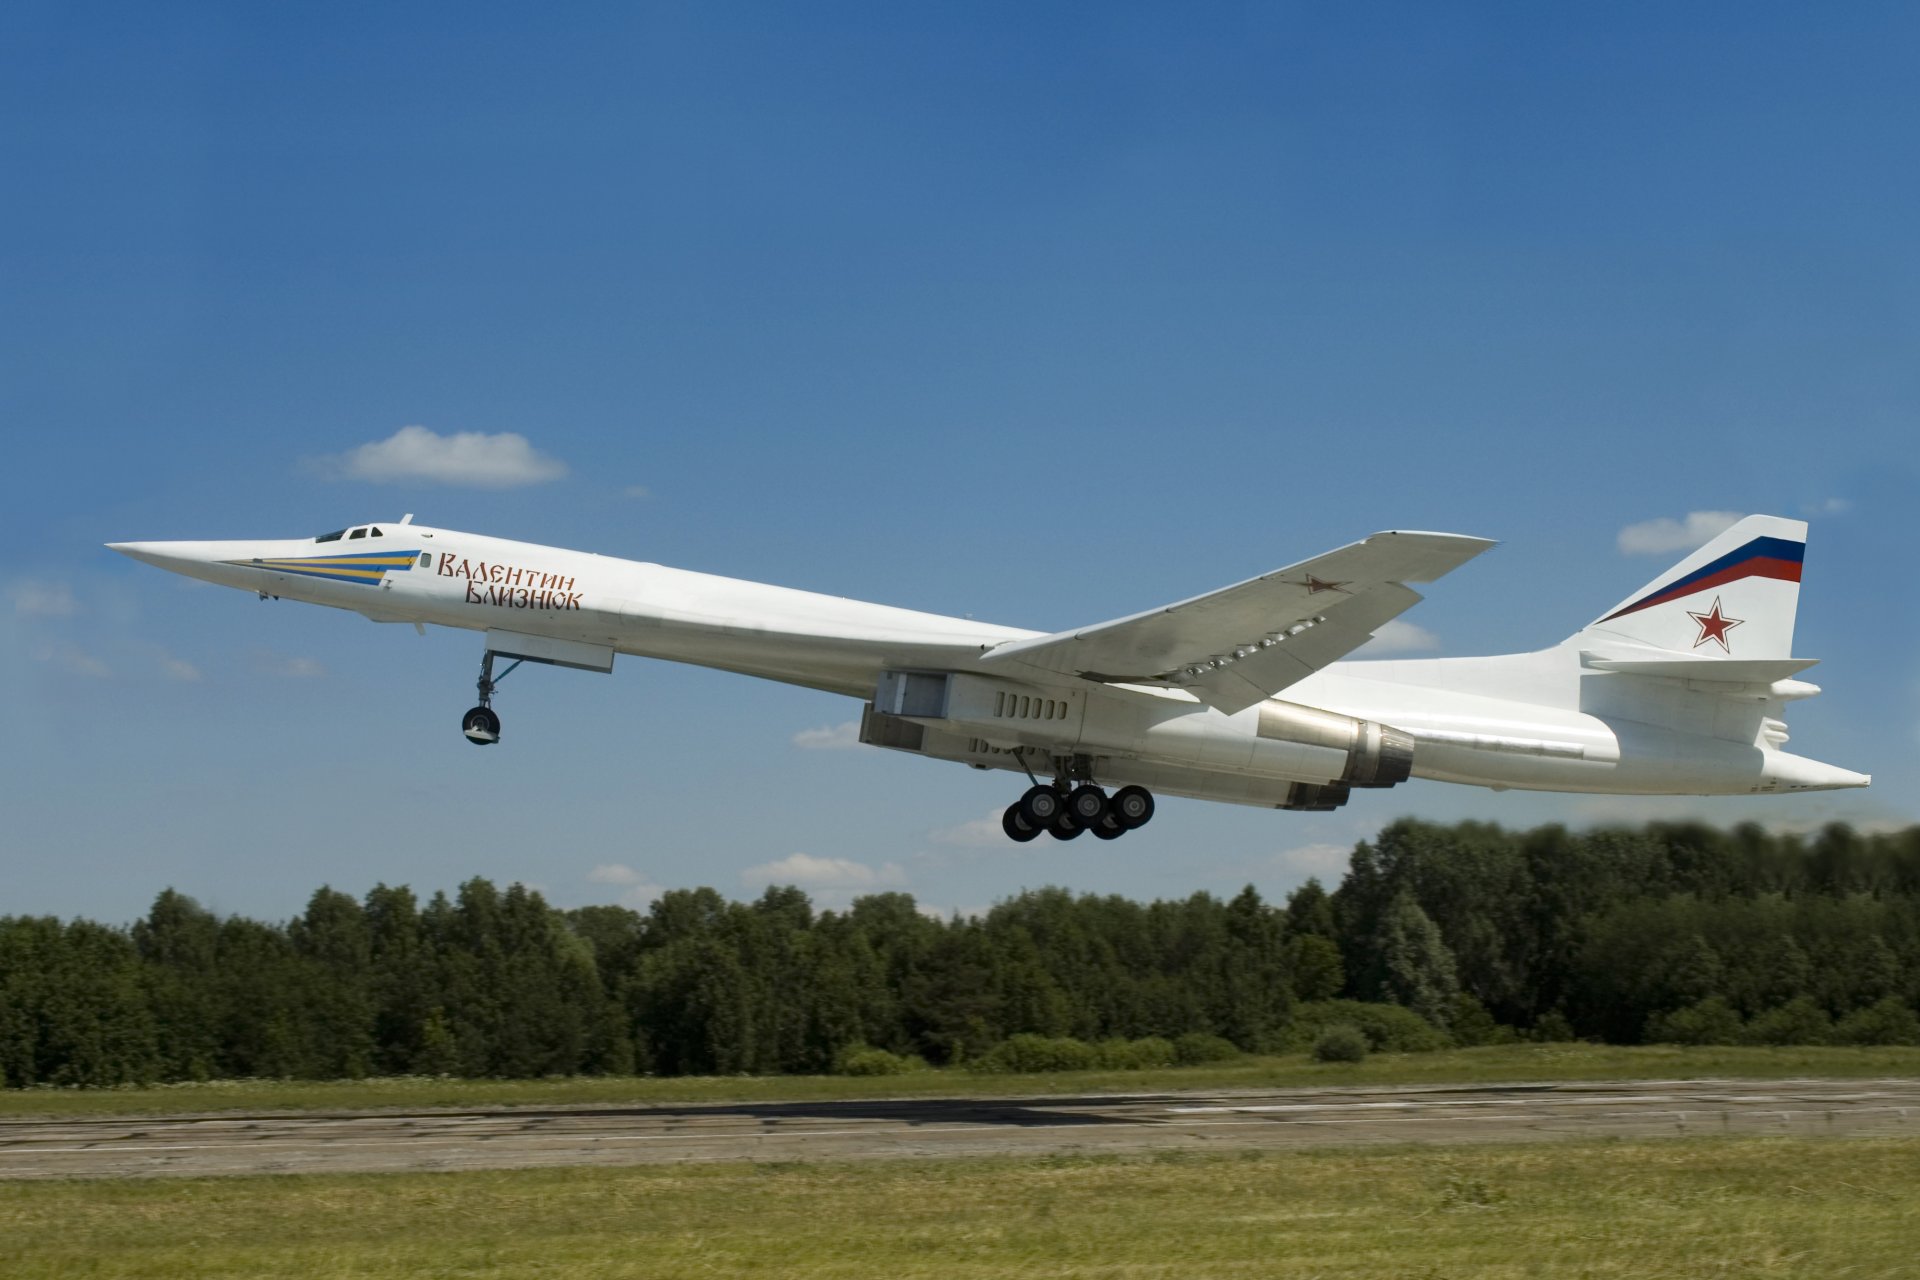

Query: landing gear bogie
[[1003, 760, 1153, 843]]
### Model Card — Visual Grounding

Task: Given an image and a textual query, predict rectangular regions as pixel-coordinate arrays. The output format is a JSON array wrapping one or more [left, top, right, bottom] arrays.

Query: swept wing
[[980, 531, 1495, 714]]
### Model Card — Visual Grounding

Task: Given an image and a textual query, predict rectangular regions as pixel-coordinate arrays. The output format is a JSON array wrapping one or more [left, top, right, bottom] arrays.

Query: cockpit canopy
[[314, 524, 387, 543]]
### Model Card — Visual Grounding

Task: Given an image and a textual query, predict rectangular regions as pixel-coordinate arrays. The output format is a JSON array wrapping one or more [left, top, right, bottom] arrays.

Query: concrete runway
[[2, 1077, 1915, 1180]]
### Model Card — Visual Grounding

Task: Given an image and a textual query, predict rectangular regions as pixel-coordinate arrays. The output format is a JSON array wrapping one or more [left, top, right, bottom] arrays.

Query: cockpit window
[[349, 528, 367, 540], [370, 527, 383, 537], [315, 529, 346, 543]]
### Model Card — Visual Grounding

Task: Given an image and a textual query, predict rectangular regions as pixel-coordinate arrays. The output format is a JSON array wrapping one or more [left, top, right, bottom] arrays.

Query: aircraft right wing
[[979, 531, 1495, 715]]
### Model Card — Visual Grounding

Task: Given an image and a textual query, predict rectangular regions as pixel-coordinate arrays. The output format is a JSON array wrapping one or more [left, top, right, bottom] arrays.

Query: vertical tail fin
[[1575, 514, 1806, 658]]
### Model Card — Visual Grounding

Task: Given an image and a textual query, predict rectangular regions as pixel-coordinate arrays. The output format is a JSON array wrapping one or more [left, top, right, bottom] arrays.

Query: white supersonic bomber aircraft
[[109, 513, 1867, 841]]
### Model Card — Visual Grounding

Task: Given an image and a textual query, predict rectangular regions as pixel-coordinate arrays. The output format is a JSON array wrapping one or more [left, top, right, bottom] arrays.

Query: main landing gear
[[1001, 778, 1156, 844], [461, 650, 523, 746]]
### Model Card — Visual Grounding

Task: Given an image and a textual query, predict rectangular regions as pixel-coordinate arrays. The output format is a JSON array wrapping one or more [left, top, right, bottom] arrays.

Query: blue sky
[[5, 3, 1915, 925]]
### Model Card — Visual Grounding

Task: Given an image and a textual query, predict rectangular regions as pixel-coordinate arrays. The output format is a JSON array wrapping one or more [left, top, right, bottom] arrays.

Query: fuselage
[[108, 520, 1870, 811]]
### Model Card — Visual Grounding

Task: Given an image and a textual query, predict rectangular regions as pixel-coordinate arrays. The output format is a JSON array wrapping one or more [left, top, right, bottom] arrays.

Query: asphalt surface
[[2, 1077, 1915, 1180]]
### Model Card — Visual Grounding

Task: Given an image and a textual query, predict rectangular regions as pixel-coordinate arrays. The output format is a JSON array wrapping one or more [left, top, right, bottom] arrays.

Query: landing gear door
[[484, 629, 615, 673]]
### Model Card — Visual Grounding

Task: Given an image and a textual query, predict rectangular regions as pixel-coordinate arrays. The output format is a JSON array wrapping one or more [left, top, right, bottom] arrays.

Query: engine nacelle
[[1256, 701, 1414, 789]]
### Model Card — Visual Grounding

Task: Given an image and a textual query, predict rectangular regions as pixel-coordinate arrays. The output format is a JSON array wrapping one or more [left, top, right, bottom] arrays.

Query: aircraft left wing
[[979, 531, 1495, 715]]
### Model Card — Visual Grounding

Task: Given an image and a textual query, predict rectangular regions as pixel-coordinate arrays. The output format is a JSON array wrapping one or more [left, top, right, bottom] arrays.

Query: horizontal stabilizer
[[1580, 652, 1819, 683]]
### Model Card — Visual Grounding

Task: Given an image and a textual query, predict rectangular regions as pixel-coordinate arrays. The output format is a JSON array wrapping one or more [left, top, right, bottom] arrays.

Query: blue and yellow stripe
[[224, 550, 422, 587]]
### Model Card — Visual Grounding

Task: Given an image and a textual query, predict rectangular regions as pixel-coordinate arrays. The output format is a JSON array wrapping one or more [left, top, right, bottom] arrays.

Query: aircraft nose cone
[[105, 539, 251, 588], [107, 540, 224, 576], [106, 541, 175, 568]]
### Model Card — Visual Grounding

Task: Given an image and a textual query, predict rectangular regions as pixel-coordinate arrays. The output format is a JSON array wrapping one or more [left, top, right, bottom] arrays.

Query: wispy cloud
[[1199, 830, 1368, 888], [35, 641, 111, 678], [311, 426, 568, 489], [791, 720, 864, 750], [1801, 497, 1850, 517], [740, 853, 906, 892], [250, 650, 327, 678], [1356, 619, 1439, 655], [1616, 511, 1742, 556], [623, 484, 652, 500], [930, 810, 1013, 848], [160, 655, 202, 682], [586, 863, 666, 908], [1271, 842, 1353, 878], [10, 579, 78, 618]]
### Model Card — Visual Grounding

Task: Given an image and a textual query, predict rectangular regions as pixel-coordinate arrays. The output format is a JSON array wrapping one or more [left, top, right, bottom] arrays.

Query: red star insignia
[[1298, 575, 1350, 595], [1687, 597, 1744, 652]]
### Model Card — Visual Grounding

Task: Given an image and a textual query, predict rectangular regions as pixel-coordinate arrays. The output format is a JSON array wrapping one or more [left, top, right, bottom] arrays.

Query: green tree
[[132, 890, 223, 1080], [290, 887, 376, 1077], [1287, 934, 1345, 1002], [365, 884, 434, 1073], [1372, 890, 1460, 1027]]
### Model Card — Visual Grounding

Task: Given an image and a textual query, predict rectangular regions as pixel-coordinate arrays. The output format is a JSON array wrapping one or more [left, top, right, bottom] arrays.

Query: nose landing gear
[[460, 650, 522, 746]]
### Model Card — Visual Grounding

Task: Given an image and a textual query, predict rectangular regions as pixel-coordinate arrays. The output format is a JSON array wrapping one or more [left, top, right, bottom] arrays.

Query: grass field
[[2, 1136, 1913, 1278], [4, 1042, 1918, 1119]]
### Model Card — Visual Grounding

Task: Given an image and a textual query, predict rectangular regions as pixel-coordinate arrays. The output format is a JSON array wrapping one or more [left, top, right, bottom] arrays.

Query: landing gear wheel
[[1110, 785, 1154, 829], [461, 706, 501, 746], [1002, 804, 1043, 843], [1091, 814, 1126, 841], [1067, 784, 1109, 826], [1020, 784, 1064, 825], [1047, 811, 1083, 841]]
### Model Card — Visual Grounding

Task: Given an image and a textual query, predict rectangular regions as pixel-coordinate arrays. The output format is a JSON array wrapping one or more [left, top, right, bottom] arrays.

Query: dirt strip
[[2, 1077, 1915, 1180]]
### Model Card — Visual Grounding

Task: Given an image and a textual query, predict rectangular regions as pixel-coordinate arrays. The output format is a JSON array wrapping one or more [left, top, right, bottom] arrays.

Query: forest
[[4, 819, 1919, 1087]]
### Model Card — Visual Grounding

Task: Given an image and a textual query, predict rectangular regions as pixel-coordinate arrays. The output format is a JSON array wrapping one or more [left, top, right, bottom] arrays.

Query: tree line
[[3, 819, 1918, 1087]]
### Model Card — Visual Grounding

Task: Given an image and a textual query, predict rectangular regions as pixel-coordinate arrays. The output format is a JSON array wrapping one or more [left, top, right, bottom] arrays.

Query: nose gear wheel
[[460, 649, 521, 746]]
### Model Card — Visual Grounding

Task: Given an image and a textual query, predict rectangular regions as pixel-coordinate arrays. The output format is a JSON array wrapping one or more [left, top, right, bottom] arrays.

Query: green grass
[[5, 1043, 1917, 1119], [4, 1137, 1916, 1278]]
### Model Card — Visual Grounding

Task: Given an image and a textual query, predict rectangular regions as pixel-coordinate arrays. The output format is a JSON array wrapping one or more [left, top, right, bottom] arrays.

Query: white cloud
[[586, 863, 666, 908], [930, 810, 1012, 848], [161, 656, 202, 682], [1802, 497, 1850, 517], [1616, 511, 1743, 556], [791, 720, 864, 750], [314, 426, 568, 489], [740, 853, 906, 891], [11, 579, 78, 617], [1356, 619, 1440, 655], [623, 484, 652, 500], [35, 641, 111, 678]]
